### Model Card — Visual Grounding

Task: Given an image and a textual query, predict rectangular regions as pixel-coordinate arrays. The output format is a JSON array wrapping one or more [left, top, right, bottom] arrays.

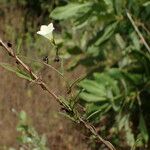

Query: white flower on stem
[[37, 23, 54, 41]]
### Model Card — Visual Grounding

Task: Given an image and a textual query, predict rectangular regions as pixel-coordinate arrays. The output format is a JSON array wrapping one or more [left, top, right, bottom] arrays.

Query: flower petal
[[37, 31, 53, 40], [45, 32, 53, 40], [48, 23, 55, 32], [48, 23, 54, 29], [37, 23, 54, 41], [40, 25, 49, 32], [37, 30, 45, 36]]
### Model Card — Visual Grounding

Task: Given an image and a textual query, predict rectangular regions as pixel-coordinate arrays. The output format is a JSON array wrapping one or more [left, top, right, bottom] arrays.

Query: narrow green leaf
[[16, 38, 22, 54], [60, 112, 78, 122], [143, 1, 150, 7], [115, 33, 126, 49], [88, 21, 118, 48], [0, 62, 17, 73], [87, 103, 110, 120], [16, 69, 33, 81], [79, 79, 106, 97], [130, 32, 140, 50], [80, 92, 107, 102], [139, 113, 149, 143], [50, 2, 93, 20], [0, 63, 32, 81], [114, 0, 126, 15]]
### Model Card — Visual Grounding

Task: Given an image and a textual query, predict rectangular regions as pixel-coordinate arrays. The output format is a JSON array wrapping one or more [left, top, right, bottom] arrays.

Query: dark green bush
[[51, 0, 150, 149]]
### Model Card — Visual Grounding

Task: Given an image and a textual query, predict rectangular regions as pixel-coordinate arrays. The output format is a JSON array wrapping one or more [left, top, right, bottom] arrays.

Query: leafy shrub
[[51, 0, 150, 148]]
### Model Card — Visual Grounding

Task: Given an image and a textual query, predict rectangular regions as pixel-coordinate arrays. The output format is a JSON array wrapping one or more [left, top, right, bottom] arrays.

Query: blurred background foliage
[[0, 0, 150, 149]]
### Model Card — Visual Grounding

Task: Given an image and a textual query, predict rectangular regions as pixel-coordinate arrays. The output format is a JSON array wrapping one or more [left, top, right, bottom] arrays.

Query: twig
[[126, 11, 150, 53], [0, 38, 60, 104], [79, 117, 116, 150], [0, 38, 116, 150]]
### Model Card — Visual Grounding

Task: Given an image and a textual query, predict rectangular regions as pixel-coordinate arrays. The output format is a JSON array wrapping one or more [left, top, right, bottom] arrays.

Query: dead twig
[[79, 117, 116, 150]]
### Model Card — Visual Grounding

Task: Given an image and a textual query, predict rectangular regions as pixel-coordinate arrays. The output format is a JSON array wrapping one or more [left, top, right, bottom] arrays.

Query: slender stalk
[[126, 11, 150, 53], [18, 55, 65, 79], [79, 117, 116, 150], [0, 39, 60, 103], [0, 38, 116, 150]]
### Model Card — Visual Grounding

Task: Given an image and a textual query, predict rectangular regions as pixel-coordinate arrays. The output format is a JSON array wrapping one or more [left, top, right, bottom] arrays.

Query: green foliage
[[139, 113, 149, 143], [1, 0, 150, 149], [50, 2, 93, 20], [51, 0, 150, 149], [17, 111, 49, 150]]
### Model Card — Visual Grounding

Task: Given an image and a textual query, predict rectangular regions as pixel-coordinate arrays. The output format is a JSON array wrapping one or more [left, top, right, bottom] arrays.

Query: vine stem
[[79, 117, 116, 150], [0, 38, 116, 150], [126, 11, 150, 53]]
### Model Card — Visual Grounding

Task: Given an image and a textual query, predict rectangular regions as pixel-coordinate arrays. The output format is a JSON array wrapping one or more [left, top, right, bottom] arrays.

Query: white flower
[[37, 23, 54, 41]]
